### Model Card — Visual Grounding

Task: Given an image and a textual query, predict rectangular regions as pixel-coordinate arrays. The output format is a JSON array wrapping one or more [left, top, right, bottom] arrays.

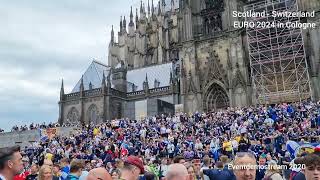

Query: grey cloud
[[0, 0, 149, 131]]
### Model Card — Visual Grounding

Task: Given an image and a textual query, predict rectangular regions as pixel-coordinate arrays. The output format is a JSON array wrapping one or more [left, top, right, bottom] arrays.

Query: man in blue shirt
[[66, 159, 85, 180], [203, 162, 235, 180], [256, 154, 267, 180], [60, 158, 71, 180]]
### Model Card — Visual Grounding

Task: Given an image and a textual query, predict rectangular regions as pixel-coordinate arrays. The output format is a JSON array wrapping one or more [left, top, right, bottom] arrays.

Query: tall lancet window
[[201, 0, 224, 36], [87, 104, 99, 125]]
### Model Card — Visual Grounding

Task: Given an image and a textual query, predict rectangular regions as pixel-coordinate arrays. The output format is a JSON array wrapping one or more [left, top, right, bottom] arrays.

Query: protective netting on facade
[[245, 0, 312, 104]]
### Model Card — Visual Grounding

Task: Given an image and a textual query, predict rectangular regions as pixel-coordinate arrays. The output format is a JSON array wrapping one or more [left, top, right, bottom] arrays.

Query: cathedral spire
[[129, 6, 134, 25], [140, 1, 146, 20], [123, 16, 126, 32], [61, 78, 64, 92], [148, 0, 150, 17], [136, 8, 139, 29], [140, 0, 143, 13], [158, 1, 161, 15], [80, 75, 84, 93], [120, 16, 123, 33], [171, 0, 175, 12], [143, 73, 149, 91], [111, 25, 114, 43], [151, 0, 155, 15], [60, 78, 64, 100], [89, 82, 93, 90], [102, 71, 106, 86], [107, 69, 111, 88]]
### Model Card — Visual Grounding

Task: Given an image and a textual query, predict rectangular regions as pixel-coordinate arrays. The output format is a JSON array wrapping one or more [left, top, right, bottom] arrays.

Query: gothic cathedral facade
[[59, 0, 320, 125]]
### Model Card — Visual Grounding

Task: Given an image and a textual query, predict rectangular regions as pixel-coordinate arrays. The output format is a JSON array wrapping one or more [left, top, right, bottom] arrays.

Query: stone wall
[[0, 127, 76, 148], [63, 96, 104, 125]]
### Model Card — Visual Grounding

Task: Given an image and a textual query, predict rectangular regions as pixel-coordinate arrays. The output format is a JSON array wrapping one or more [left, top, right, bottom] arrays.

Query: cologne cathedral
[[58, 0, 320, 125]]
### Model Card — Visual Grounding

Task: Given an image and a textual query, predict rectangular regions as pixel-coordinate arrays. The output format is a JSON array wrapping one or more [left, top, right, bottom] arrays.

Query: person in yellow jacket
[[93, 127, 100, 136], [45, 152, 53, 161], [223, 137, 233, 158], [235, 135, 241, 143]]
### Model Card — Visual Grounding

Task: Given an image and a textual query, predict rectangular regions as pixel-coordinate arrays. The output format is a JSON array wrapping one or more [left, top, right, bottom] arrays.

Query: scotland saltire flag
[[39, 129, 48, 142]]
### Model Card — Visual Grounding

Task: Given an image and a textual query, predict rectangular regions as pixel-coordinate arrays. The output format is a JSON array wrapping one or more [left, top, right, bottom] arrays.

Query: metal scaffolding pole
[[245, 0, 312, 104]]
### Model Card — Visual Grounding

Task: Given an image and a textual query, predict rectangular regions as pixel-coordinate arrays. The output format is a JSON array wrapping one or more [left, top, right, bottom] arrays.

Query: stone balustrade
[[63, 86, 173, 101], [149, 86, 171, 93], [84, 88, 102, 97], [65, 92, 80, 101], [127, 90, 145, 97]]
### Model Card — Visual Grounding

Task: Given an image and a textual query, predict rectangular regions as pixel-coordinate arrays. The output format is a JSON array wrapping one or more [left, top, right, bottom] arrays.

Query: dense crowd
[[1, 101, 320, 180], [9, 123, 63, 133], [2, 122, 80, 133]]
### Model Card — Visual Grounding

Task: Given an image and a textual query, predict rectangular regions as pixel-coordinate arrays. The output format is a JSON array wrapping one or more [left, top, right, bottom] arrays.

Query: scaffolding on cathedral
[[245, 0, 312, 104]]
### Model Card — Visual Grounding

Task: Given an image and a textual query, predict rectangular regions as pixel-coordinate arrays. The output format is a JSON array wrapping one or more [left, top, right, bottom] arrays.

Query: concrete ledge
[[0, 127, 76, 148]]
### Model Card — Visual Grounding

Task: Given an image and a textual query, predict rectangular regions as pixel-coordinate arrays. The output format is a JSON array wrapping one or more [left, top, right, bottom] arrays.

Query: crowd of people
[[1, 101, 320, 180], [8, 123, 63, 133], [0, 122, 79, 133]]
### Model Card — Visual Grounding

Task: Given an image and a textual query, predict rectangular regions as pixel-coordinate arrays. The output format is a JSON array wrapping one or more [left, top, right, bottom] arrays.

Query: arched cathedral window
[[67, 107, 79, 125], [87, 104, 99, 125], [201, 0, 224, 36]]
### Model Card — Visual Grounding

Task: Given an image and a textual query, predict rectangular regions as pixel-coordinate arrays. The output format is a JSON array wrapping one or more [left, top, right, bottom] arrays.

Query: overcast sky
[[0, 0, 167, 131]]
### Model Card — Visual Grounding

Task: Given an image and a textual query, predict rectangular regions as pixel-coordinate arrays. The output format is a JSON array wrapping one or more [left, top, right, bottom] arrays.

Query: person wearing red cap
[[120, 148, 128, 158], [119, 156, 144, 180], [314, 147, 320, 155]]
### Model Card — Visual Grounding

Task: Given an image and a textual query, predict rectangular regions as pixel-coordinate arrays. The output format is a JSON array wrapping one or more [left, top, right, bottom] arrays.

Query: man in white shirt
[[145, 148, 151, 159], [167, 143, 175, 158], [160, 125, 167, 135], [231, 139, 239, 152], [165, 128, 171, 135], [160, 158, 169, 177], [139, 128, 147, 142], [0, 146, 24, 180], [200, 156, 211, 180], [240, 125, 247, 134], [195, 139, 203, 150]]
